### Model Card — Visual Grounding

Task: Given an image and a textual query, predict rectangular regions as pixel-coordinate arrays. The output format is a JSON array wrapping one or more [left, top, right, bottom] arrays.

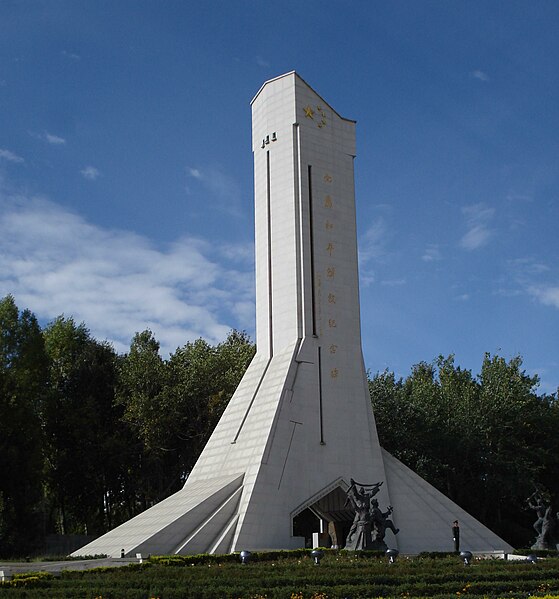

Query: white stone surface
[[382, 450, 513, 552], [73, 72, 512, 557], [72, 474, 244, 557]]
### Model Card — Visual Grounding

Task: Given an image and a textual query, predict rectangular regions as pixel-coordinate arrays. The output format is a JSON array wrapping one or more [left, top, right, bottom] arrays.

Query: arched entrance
[[291, 480, 354, 548]]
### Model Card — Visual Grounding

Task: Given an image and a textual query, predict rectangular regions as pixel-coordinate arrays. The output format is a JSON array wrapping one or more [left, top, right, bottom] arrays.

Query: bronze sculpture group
[[344, 479, 399, 550], [343, 481, 559, 552]]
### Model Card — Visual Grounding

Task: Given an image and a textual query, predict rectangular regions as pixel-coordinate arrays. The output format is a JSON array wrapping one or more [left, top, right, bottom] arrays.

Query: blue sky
[[1, 1, 558, 393]]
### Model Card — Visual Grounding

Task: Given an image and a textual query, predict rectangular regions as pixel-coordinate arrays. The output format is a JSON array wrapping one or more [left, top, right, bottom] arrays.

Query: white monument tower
[[74, 72, 511, 557]]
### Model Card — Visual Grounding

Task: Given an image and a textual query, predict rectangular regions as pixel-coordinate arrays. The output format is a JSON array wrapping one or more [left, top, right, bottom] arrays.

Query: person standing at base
[[452, 520, 460, 552]]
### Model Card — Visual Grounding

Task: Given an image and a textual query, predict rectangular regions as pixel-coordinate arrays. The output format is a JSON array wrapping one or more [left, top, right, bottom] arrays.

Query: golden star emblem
[[304, 105, 315, 119]]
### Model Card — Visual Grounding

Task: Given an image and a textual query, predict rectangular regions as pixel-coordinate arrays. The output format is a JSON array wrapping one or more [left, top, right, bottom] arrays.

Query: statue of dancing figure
[[344, 479, 382, 550], [527, 490, 546, 539], [370, 498, 400, 550], [527, 489, 559, 550]]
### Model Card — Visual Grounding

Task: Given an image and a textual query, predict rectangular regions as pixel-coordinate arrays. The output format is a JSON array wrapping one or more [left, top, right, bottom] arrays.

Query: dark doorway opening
[[292, 485, 354, 548], [292, 508, 321, 548]]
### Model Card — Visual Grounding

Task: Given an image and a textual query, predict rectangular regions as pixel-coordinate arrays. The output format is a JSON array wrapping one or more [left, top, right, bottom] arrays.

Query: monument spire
[[74, 73, 511, 557]]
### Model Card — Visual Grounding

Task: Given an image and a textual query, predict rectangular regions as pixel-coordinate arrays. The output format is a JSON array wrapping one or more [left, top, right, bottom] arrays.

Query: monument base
[[72, 449, 512, 557]]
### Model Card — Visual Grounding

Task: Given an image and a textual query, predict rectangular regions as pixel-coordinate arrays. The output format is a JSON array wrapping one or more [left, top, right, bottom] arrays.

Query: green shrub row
[[513, 549, 559, 558], [1, 555, 559, 598], [148, 548, 386, 566]]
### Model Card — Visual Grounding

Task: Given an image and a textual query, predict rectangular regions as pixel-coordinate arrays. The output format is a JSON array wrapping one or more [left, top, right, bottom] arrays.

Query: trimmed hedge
[[149, 548, 386, 566], [1, 553, 558, 598], [513, 549, 559, 558]]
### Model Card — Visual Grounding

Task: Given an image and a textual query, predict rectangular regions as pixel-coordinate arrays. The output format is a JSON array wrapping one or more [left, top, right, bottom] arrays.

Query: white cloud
[[509, 257, 550, 277], [462, 203, 495, 222], [80, 166, 101, 180], [459, 203, 495, 250], [358, 217, 392, 287], [256, 56, 270, 68], [502, 259, 557, 312], [29, 131, 67, 145], [422, 244, 442, 262], [359, 271, 375, 288], [506, 193, 533, 203], [471, 70, 489, 82], [0, 148, 24, 163], [0, 192, 255, 356], [186, 165, 243, 216], [45, 132, 66, 145], [61, 50, 81, 61], [359, 217, 388, 263], [529, 286, 559, 310], [381, 279, 406, 287], [372, 203, 392, 212], [217, 242, 254, 263], [460, 225, 492, 250]]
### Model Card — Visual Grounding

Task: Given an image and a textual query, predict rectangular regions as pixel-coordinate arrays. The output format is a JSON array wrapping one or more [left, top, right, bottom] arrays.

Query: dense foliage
[[1, 553, 559, 598], [0, 295, 255, 557], [370, 356, 559, 547], [0, 294, 557, 556]]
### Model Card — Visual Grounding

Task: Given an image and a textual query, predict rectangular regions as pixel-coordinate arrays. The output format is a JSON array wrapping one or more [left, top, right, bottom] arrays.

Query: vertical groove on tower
[[318, 346, 325, 444], [266, 150, 273, 357], [307, 165, 317, 336], [293, 123, 303, 340]]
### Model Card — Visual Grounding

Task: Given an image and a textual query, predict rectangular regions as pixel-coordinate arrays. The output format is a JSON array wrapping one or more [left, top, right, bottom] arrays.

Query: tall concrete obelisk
[[73, 73, 511, 557]]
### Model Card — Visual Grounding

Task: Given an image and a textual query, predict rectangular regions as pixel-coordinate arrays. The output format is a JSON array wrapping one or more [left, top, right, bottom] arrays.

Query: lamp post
[[240, 550, 252, 565], [459, 551, 472, 566], [311, 549, 324, 565]]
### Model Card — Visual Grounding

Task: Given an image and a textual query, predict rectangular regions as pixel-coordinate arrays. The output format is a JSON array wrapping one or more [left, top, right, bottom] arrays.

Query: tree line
[[1, 294, 557, 555], [0, 295, 255, 556], [370, 356, 559, 546]]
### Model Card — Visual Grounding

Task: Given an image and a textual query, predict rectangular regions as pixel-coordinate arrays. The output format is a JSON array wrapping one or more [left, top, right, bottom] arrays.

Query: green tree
[[117, 330, 168, 447], [475, 354, 545, 532], [165, 330, 255, 475], [0, 295, 48, 556], [368, 369, 425, 467], [531, 391, 559, 502], [116, 330, 177, 509], [117, 329, 255, 508], [372, 357, 481, 501], [370, 353, 556, 547], [43, 316, 126, 536]]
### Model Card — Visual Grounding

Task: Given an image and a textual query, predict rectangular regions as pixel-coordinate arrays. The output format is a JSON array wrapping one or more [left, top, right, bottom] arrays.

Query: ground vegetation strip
[[1, 294, 558, 556], [1, 554, 559, 598]]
